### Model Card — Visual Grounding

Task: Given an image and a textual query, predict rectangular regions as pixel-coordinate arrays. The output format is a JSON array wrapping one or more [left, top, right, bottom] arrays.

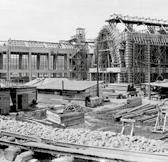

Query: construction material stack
[[46, 103, 85, 127]]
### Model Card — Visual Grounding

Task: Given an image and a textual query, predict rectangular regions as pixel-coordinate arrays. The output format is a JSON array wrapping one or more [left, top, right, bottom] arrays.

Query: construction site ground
[[37, 94, 165, 141], [0, 93, 167, 162]]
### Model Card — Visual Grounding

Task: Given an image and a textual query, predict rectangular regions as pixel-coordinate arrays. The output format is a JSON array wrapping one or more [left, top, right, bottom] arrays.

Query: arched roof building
[[89, 14, 168, 84]]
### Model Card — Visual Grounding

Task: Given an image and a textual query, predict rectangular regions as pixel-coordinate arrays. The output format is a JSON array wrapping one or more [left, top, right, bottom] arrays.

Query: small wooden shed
[[10, 86, 37, 112]]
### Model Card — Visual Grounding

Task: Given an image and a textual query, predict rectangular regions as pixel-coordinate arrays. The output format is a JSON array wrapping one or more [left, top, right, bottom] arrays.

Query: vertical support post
[[96, 45, 99, 97], [147, 44, 151, 100], [48, 51, 51, 78], [125, 33, 133, 84], [37, 54, 40, 69], [37, 54, 40, 78], [7, 41, 11, 81], [66, 54, 70, 78], [28, 51, 32, 81], [19, 53, 22, 77], [64, 54, 67, 77], [132, 43, 135, 84], [53, 54, 57, 77]]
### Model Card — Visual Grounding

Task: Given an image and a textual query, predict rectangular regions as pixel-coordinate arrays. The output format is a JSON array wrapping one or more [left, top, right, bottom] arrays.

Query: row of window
[[1, 55, 66, 70]]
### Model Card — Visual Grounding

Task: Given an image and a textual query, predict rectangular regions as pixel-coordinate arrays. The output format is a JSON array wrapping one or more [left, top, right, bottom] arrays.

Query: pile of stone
[[0, 117, 168, 154]]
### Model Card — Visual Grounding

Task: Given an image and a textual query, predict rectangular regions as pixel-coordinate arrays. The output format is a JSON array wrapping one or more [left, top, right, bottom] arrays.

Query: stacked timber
[[114, 103, 157, 125], [95, 97, 142, 121], [94, 97, 157, 126]]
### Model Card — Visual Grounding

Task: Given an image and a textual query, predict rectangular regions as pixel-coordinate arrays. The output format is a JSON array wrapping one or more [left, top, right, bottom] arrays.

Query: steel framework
[[91, 14, 168, 84]]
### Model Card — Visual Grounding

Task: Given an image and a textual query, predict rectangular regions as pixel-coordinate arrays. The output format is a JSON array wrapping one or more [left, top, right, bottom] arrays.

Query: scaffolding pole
[[147, 43, 151, 100]]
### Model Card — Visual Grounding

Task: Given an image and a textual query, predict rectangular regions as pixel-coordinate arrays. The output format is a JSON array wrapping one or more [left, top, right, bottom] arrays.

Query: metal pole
[[96, 44, 99, 97]]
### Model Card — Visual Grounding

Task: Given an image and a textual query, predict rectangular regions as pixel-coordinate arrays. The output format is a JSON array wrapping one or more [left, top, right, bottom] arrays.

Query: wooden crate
[[46, 110, 84, 127]]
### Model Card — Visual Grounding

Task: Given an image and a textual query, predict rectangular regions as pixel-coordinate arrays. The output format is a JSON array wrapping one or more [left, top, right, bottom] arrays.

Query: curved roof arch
[[96, 25, 122, 67]]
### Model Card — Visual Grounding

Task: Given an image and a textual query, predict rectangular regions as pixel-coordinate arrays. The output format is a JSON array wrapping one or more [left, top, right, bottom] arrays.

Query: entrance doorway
[[18, 95, 22, 110]]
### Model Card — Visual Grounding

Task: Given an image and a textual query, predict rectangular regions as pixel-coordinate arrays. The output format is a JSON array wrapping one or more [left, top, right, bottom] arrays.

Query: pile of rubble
[[0, 117, 168, 154]]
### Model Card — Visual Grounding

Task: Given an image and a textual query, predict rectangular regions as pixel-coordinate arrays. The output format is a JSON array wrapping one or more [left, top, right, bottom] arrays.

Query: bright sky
[[0, 0, 167, 42]]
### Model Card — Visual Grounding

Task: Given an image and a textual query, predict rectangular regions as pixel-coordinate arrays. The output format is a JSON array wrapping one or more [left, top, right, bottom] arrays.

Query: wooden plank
[[1, 131, 168, 162], [0, 131, 40, 142], [23, 142, 168, 162]]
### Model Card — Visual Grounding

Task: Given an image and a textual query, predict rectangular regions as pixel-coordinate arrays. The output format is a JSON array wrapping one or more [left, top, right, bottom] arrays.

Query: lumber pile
[[114, 103, 157, 125], [94, 96, 157, 125], [0, 117, 168, 153], [94, 97, 142, 121]]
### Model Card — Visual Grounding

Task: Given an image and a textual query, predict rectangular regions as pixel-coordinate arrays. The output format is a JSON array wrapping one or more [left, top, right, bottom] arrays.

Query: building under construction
[[0, 28, 94, 83], [89, 14, 168, 84]]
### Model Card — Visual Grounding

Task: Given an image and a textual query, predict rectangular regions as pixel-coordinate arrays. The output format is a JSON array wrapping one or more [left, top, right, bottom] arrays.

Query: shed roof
[[25, 78, 104, 91]]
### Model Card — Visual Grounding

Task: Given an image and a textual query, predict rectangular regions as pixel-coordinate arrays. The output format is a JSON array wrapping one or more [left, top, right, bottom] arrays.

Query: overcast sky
[[0, 0, 167, 42]]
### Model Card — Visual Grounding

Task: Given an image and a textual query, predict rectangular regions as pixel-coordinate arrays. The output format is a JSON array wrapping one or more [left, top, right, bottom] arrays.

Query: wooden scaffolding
[[92, 14, 168, 84]]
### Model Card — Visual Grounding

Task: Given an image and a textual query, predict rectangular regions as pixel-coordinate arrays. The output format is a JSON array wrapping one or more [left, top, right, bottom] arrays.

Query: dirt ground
[[37, 93, 166, 141]]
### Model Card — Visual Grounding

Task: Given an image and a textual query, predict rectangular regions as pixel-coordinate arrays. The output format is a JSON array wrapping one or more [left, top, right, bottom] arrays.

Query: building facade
[[0, 28, 94, 83]]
